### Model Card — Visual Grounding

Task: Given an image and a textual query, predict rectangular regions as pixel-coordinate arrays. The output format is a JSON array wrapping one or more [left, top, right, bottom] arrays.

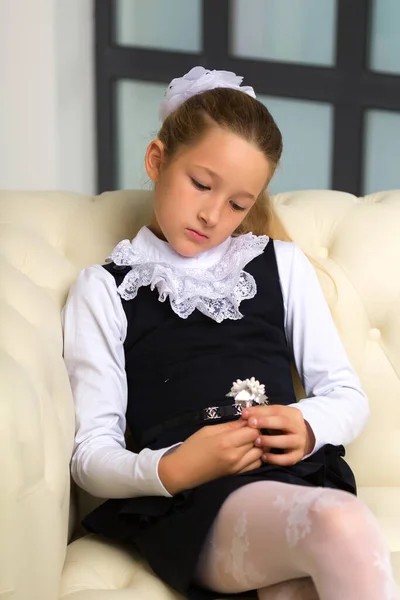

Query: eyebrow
[[195, 166, 256, 200]]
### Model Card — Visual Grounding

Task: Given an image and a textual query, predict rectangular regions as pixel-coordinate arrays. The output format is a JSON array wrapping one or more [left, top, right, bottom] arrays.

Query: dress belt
[[140, 402, 253, 447]]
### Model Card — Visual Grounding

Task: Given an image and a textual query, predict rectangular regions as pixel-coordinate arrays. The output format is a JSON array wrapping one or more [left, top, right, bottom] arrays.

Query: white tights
[[194, 482, 399, 599]]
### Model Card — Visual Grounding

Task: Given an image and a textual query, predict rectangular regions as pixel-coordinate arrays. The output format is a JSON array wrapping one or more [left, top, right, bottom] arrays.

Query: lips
[[187, 228, 208, 239]]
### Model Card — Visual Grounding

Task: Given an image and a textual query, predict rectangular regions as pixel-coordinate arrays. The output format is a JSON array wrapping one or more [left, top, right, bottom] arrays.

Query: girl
[[63, 67, 398, 600]]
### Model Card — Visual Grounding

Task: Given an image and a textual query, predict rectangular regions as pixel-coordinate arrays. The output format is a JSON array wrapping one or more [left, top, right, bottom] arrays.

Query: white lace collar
[[107, 227, 269, 323]]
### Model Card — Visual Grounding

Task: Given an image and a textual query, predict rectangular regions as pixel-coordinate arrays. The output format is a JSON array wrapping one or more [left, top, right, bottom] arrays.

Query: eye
[[230, 201, 246, 212], [191, 177, 210, 191]]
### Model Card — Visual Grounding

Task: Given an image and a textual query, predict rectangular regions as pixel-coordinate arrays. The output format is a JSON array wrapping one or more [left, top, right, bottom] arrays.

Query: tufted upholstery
[[0, 188, 399, 600]]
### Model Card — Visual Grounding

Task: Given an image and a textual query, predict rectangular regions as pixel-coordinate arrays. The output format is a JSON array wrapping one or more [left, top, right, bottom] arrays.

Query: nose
[[198, 198, 224, 228]]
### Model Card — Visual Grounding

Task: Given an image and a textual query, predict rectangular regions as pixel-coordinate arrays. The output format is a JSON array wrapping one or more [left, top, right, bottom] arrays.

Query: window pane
[[259, 96, 333, 193], [116, 80, 166, 190], [115, 0, 201, 53], [369, 0, 400, 74], [363, 110, 400, 194], [231, 0, 337, 66]]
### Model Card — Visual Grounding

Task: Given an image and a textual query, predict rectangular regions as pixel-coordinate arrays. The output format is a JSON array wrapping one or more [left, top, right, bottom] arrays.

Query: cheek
[[154, 179, 173, 209], [230, 208, 249, 225], [225, 211, 249, 235], [156, 174, 189, 205], [153, 183, 187, 225]]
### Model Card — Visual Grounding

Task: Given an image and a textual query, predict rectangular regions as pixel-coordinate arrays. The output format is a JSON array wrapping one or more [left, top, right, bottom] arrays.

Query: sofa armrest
[[0, 255, 75, 599]]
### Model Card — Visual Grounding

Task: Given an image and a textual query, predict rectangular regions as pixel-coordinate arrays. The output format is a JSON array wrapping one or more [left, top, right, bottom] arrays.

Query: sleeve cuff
[[135, 443, 182, 497]]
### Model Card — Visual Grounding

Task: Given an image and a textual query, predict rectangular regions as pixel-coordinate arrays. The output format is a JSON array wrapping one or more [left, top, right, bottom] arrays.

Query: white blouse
[[62, 228, 369, 500]]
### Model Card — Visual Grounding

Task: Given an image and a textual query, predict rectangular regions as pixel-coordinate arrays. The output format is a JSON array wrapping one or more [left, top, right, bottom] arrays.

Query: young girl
[[63, 67, 398, 600]]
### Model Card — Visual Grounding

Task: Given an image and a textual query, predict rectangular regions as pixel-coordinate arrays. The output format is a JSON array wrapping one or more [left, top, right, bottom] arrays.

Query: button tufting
[[319, 247, 329, 259], [369, 328, 381, 341]]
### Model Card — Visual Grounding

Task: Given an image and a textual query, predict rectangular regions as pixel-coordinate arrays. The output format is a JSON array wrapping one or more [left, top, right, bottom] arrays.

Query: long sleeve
[[62, 265, 178, 499], [274, 241, 370, 455]]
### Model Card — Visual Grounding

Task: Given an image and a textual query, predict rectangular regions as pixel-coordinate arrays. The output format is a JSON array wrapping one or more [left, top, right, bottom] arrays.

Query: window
[[96, 0, 400, 195]]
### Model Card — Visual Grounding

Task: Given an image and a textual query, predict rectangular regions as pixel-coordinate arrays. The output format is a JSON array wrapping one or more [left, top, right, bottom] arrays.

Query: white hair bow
[[159, 65, 256, 121]]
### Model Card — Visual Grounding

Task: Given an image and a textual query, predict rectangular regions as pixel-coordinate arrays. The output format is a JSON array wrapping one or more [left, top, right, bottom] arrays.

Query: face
[[145, 126, 271, 257]]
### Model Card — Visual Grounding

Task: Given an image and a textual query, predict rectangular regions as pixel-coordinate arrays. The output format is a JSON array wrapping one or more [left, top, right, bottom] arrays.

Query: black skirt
[[83, 443, 356, 600]]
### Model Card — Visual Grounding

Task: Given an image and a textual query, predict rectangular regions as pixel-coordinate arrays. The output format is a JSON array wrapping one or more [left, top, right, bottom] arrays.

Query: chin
[[168, 237, 206, 258], [172, 244, 203, 258]]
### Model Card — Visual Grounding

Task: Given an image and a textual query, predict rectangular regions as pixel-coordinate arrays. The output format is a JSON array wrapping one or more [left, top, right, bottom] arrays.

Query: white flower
[[159, 66, 256, 121], [226, 377, 268, 406]]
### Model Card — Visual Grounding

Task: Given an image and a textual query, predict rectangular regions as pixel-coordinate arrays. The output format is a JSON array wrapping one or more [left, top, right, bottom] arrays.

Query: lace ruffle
[[107, 232, 269, 323]]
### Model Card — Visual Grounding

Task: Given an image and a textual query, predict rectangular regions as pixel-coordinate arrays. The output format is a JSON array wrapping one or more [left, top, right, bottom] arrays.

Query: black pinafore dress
[[83, 239, 356, 599]]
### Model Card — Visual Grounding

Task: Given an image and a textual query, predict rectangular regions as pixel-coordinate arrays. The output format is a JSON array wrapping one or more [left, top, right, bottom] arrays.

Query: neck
[[147, 214, 167, 241]]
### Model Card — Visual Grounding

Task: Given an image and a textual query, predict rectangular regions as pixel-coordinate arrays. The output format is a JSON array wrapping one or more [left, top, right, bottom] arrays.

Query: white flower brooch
[[226, 377, 269, 409]]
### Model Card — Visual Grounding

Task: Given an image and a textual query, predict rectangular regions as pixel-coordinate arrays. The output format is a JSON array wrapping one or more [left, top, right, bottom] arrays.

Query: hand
[[241, 405, 316, 466], [158, 419, 263, 495]]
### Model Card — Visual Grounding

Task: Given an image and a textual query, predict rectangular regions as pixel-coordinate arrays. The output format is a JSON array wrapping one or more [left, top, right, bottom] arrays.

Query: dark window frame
[[95, 0, 400, 195]]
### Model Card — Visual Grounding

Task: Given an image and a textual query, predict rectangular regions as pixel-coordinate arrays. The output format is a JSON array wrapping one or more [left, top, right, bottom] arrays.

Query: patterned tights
[[194, 482, 399, 599]]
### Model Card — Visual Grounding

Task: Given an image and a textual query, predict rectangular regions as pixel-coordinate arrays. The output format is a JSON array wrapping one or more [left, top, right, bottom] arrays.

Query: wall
[[0, 0, 95, 194]]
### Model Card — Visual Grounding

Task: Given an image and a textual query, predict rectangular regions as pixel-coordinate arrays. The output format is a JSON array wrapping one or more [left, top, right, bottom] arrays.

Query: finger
[[247, 415, 292, 433], [228, 425, 261, 445], [262, 450, 303, 467], [240, 405, 270, 423], [242, 404, 289, 419], [243, 446, 264, 464], [234, 441, 260, 456], [237, 447, 264, 472], [237, 459, 262, 474], [256, 433, 300, 450], [223, 418, 247, 429], [204, 419, 246, 435]]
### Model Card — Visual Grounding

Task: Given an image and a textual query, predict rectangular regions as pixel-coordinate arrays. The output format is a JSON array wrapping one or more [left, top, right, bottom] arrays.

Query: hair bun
[[159, 66, 256, 121]]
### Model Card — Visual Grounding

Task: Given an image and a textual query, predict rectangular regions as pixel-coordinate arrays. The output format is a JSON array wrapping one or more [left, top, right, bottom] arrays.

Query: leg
[[257, 577, 318, 600], [194, 481, 398, 600]]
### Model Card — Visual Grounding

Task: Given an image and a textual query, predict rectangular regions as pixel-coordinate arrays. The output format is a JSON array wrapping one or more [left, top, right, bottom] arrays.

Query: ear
[[145, 139, 165, 183]]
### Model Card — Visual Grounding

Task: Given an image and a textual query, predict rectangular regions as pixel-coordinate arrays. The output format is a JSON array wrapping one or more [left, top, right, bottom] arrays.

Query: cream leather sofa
[[0, 188, 399, 600]]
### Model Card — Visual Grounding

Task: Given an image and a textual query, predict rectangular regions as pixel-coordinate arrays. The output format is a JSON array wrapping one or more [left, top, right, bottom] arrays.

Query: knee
[[310, 490, 379, 544]]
